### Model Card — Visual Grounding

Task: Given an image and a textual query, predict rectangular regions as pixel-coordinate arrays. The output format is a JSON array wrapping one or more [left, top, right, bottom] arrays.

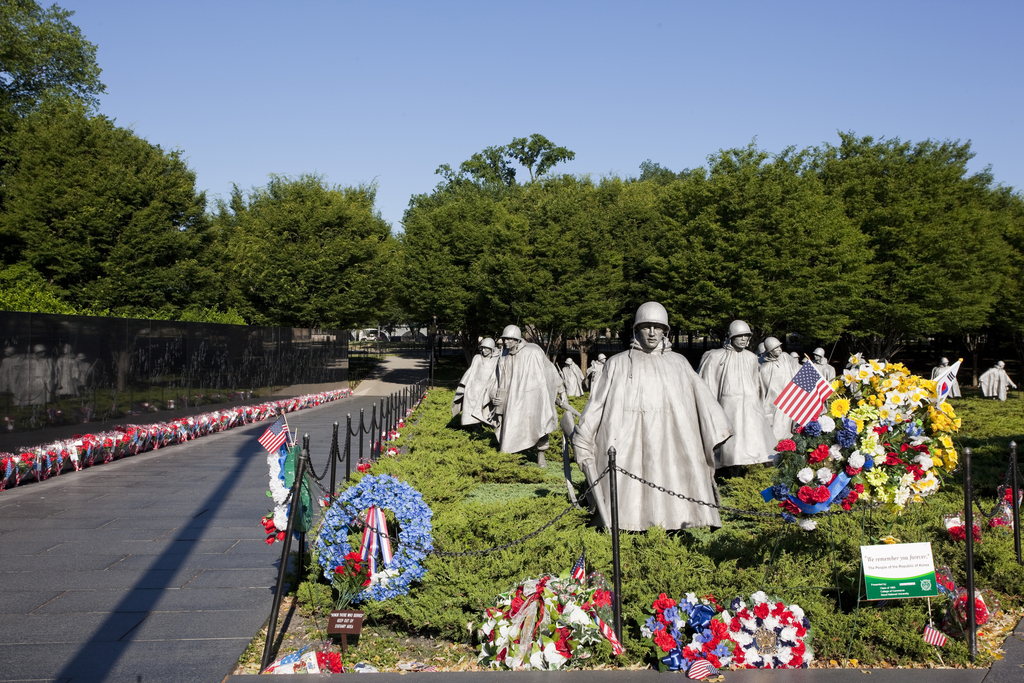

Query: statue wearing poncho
[[490, 328, 560, 454], [759, 337, 800, 443], [452, 338, 500, 427], [560, 358, 585, 397], [698, 322, 776, 468], [930, 358, 961, 398], [585, 354, 606, 391], [573, 303, 732, 530], [979, 361, 1016, 401]]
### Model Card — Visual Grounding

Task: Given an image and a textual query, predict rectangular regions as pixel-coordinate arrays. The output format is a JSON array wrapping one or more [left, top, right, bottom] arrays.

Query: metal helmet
[[997, 360, 1006, 368], [597, 353, 607, 361], [813, 347, 826, 358], [756, 342, 765, 355], [633, 301, 670, 330], [940, 357, 949, 365], [728, 320, 752, 338], [500, 324, 522, 341], [480, 337, 496, 351], [763, 336, 782, 353]]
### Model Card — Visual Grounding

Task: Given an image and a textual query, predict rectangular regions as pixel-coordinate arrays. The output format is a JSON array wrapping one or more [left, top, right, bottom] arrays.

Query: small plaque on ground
[[861, 542, 938, 600], [327, 610, 364, 635]]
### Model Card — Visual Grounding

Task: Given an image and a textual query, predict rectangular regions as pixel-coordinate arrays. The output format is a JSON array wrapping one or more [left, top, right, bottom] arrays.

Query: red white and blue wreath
[[314, 474, 433, 602]]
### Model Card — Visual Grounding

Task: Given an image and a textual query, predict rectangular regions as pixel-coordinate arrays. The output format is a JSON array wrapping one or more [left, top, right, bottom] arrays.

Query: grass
[[281, 390, 1024, 671]]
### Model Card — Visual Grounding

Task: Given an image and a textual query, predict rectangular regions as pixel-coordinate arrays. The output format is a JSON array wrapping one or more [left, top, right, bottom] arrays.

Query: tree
[[0, 262, 76, 313], [227, 174, 395, 328], [815, 133, 1011, 361], [0, 0, 104, 133], [506, 134, 575, 182], [641, 145, 871, 348], [0, 97, 217, 317]]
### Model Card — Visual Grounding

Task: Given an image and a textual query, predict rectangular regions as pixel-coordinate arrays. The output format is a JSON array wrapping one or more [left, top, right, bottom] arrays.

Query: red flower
[[808, 444, 830, 464], [812, 486, 831, 503], [779, 499, 801, 515], [653, 593, 677, 612], [906, 464, 924, 481], [592, 589, 612, 607], [754, 602, 770, 619], [710, 620, 729, 638], [356, 463, 371, 473], [275, 531, 286, 541], [334, 566, 345, 575], [265, 535, 275, 544], [797, 486, 817, 504], [873, 425, 888, 435], [789, 654, 804, 667], [845, 466, 862, 477], [792, 641, 806, 657], [730, 616, 741, 631], [706, 653, 722, 668], [841, 500, 852, 511], [776, 439, 797, 453], [884, 453, 904, 466], [854, 483, 864, 493], [654, 629, 677, 652]]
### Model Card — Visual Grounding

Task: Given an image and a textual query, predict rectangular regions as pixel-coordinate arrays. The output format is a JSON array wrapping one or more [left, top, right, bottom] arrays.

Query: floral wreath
[[767, 357, 959, 526], [314, 474, 433, 602], [643, 591, 812, 671]]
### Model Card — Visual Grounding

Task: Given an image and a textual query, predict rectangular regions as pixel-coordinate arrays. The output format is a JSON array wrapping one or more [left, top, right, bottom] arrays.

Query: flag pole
[[280, 408, 295, 447]]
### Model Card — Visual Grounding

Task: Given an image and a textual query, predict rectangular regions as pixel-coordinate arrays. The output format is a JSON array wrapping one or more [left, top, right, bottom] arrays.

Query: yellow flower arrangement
[[830, 398, 851, 418]]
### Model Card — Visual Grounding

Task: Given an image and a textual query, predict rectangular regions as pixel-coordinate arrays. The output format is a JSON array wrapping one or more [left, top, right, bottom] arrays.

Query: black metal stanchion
[[296, 434, 309, 587], [260, 444, 309, 673], [607, 447, 622, 642], [358, 408, 365, 466], [1011, 441, 1021, 565], [371, 404, 378, 460], [963, 446, 977, 662], [346, 414, 353, 482], [329, 422, 339, 499]]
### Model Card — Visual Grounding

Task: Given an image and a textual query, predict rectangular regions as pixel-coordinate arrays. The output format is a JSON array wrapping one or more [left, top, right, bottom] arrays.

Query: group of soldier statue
[[450, 301, 1011, 531]]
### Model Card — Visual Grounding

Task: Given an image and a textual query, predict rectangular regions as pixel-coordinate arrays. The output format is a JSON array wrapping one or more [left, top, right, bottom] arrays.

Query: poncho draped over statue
[[699, 344, 776, 467], [980, 366, 1016, 401], [573, 337, 732, 530], [814, 360, 836, 382], [931, 364, 962, 398], [452, 351, 499, 426], [586, 359, 605, 391], [492, 342, 560, 453], [561, 359, 585, 397], [759, 353, 800, 443]]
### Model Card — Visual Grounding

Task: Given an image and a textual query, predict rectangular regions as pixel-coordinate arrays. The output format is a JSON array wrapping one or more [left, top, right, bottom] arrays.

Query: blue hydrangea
[[782, 512, 797, 524], [645, 616, 662, 632], [663, 606, 680, 624], [836, 429, 857, 449], [905, 421, 924, 437], [863, 456, 874, 471], [314, 474, 433, 603], [841, 417, 857, 433], [803, 421, 822, 437], [771, 484, 790, 500]]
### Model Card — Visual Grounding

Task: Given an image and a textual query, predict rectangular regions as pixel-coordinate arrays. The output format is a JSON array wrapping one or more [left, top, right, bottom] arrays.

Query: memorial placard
[[860, 542, 938, 600], [327, 610, 364, 635]]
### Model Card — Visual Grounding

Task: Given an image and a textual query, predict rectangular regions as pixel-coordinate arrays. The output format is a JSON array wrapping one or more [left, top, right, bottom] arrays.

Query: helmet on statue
[[763, 336, 782, 353], [480, 337, 496, 351], [500, 325, 522, 342], [727, 320, 752, 338], [633, 302, 670, 330]]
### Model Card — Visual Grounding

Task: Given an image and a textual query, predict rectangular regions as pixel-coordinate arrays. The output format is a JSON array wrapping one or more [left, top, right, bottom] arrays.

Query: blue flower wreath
[[314, 474, 433, 602]]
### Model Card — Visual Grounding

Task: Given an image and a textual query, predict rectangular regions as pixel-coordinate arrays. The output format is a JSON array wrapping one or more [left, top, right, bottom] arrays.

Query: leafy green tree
[[0, 97, 217, 316], [227, 174, 395, 328], [506, 134, 575, 182], [646, 144, 871, 346], [0, 0, 104, 133], [815, 133, 1011, 361], [0, 262, 76, 313]]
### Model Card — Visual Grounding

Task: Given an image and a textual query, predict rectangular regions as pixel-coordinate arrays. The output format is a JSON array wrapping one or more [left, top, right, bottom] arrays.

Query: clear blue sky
[[61, 0, 1023, 230]]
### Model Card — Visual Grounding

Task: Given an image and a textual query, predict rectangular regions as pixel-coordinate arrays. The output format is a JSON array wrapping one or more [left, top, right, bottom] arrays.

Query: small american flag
[[258, 416, 289, 454], [687, 659, 718, 679], [774, 361, 834, 428], [570, 549, 586, 582], [924, 624, 947, 647]]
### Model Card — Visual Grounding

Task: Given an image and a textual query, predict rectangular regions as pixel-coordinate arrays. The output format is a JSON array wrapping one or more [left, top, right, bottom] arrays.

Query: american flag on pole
[[570, 549, 586, 582], [687, 659, 719, 680], [924, 624, 947, 647], [258, 416, 289, 455], [773, 361, 834, 428]]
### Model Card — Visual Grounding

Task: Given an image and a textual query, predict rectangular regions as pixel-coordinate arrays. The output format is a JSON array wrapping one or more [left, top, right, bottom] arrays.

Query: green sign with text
[[860, 542, 938, 600]]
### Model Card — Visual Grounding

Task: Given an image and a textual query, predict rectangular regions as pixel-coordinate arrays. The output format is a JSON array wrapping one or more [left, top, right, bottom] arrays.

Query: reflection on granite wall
[[0, 311, 348, 435]]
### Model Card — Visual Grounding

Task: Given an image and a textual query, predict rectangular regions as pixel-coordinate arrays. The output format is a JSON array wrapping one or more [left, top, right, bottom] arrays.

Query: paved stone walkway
[[0, 357, 425, 683]]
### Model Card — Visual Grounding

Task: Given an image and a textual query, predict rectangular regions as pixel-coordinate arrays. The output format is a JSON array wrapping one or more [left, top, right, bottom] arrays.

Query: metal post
[[297, 434, 309, 585], [345, 414, 353, 482], [1011, 441, 1021, 565], [963, 446, 977, 661], [329, 422, 339, 498], [607, 446, 622, 642], [260, 444, 309, 673], [371, 404, 378, 460], [358, 408, 365, 466]]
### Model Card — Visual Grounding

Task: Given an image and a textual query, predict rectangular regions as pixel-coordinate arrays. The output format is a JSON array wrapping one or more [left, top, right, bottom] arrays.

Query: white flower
[[685, 592, 697, 604], [818, 416, 836, 433], [564, 604, 591, 626], [369, 567, 400, 589], [848, 451, 865, 469], [789, 605, 805, 619], [764, 616, 781, 630], [797, 467, 814, 484], [781, 625, 798, 642], [816, 467, 833, 484], [751, 591, 768, 604], [640, 625, 652, 638], [273, 508, 288, 529], [481, 621, 493, 637], [829, 444, 843, 461], [799, 519, 818, 531], [914, 454, 933, 471]]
